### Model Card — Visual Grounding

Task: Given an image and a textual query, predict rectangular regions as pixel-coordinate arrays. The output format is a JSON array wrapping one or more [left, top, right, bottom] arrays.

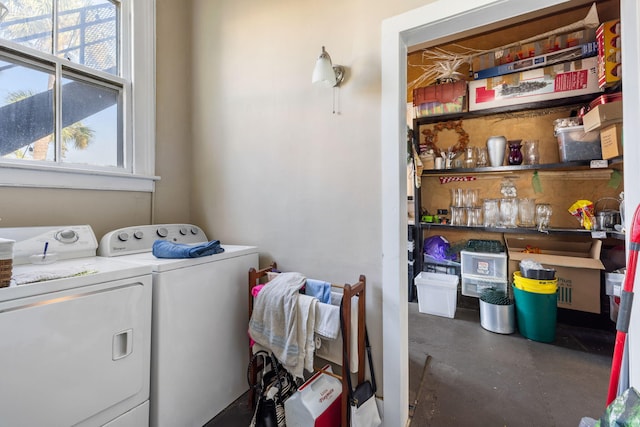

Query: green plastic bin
[[512, 285, 557, 343]]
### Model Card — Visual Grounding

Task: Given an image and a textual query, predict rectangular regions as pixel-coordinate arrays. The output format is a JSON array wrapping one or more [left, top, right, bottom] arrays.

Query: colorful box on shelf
[[505, 235, 604, 313], [468, 56, 599, 111], [600, 123, 623, 160], [471, 28, 596, 72], [582, 99, 622, 132], [413, 80, 467, 117], [597, 19, 621, 88], [472, 42, 597, 80]]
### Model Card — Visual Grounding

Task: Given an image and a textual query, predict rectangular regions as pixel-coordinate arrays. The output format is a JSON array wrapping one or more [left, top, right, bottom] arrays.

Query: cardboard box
[[600, 123, 623, 159], [597, 20, 621, 88], [413, 81, 467, 117], [469, 56, 600, 111], [505, 235, 604, 313], [582, 101, 623, 132], [473, 42, 597, 80], [471, 28, 596, 71]]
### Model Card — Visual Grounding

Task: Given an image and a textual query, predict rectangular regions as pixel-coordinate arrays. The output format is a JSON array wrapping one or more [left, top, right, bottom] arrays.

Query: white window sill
[[0, 164, 159, 192]]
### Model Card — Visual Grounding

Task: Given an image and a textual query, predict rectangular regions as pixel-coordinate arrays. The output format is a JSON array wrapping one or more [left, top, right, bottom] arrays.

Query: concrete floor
[[206, 303, 615, 426]]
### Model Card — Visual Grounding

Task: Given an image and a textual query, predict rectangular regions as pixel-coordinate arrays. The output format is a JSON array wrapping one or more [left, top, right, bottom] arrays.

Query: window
[[0, 0, 156, 191]]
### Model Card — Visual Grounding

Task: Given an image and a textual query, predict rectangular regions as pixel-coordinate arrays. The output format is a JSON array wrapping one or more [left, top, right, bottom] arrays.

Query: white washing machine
[[98, 224, 258, 427], [0, 225, 152, 427]]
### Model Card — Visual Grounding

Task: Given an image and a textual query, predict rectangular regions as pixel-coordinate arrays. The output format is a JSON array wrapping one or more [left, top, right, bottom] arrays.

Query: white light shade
[[312, 46, 337, 87]]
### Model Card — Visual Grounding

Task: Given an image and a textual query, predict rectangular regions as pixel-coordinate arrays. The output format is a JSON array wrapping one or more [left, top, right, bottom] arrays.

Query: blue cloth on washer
[[304, 279, 332, 304], [152, 239, 225, 258]]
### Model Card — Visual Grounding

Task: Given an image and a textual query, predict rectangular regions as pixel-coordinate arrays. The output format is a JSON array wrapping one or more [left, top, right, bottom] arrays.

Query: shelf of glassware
[[419, 156, 623, 176], [417, 222, 625, 240]]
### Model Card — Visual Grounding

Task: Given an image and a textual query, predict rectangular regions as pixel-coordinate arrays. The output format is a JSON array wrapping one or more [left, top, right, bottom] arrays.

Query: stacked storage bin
[[460, 240, 507, 298]]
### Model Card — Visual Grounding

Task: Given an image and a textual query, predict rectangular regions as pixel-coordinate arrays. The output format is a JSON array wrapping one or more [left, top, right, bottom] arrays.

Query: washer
[[0, 225, 152, 427], [98, 224, 258, 427]]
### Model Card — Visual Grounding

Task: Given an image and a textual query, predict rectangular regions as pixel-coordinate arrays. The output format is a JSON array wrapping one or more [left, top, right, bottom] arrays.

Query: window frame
[[0, 0, 157, 192]]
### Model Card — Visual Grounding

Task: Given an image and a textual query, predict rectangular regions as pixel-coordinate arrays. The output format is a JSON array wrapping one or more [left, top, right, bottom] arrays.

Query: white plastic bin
[[414, 271, 459, 318]]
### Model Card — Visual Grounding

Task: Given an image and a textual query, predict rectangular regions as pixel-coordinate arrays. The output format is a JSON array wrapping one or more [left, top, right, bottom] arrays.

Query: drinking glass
[[463, 147, 477, 168], [535, 203, 553, 231], [476, 147, 489, 167], [464, 189, 479, 207], [466, 207, 482, 227], [523, 140, 540, 165], [450, 188, 463, 207]]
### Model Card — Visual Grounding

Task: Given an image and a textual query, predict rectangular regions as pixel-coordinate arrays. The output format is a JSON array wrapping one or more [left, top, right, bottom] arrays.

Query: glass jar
[[500, 178, 517, 198], [518, 198, 536, 227], [476, 146, 489, 167], [523, 140, 540, 165], [499, 198, 518, 228], [482, 199, 500, 227], [535, 203, 553, 231], [463, 147, 477, 168]]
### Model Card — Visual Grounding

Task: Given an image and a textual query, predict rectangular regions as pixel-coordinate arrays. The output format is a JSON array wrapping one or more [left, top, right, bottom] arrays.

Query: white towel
[[315, 303, 340, 340], [12, 266, 97, 286], [286, 294, 317, 379], [248, 272, 306, 369]]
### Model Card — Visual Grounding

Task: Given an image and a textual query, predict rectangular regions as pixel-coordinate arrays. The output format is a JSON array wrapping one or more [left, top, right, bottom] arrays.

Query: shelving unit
[[411, 98, 624, 275]]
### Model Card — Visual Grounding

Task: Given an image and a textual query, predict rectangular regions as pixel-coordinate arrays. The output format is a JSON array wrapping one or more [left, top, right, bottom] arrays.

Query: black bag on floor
[[248, 350, 296, 427]]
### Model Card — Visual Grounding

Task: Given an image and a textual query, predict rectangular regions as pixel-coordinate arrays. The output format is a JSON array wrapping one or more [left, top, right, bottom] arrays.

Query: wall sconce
[[0, 2, 8, 23], [312, 46, 344, 88]]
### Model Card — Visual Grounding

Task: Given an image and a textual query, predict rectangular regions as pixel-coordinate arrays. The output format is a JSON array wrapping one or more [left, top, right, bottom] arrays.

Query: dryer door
[[0, 275, 152, 427]]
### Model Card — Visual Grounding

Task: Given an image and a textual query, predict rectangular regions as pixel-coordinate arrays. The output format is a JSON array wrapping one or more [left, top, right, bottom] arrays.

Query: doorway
[[380, 1, 639, 426]]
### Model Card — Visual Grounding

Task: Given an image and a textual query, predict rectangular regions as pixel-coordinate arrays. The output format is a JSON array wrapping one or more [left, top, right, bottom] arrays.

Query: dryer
[[0, 225, 152, 427], [98, 224, 258, 427]]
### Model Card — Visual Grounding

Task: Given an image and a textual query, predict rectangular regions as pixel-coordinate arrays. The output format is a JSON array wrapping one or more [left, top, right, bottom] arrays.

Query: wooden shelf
[[412, 95, 596, 126], [417, 222, 625, 240], [420, 157, 623, 176]]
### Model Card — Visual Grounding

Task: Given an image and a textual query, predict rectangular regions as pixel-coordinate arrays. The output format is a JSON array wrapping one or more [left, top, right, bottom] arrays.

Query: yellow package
[[568, 200, 596, 230]]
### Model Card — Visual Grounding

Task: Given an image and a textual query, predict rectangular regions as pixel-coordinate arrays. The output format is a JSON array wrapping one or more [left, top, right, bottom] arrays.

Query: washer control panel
[[98, 224, 208, 256], [0, 225, 98, 265]]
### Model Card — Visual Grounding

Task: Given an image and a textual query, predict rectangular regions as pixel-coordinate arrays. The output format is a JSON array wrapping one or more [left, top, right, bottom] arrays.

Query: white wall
[[189, 0, 430, 416]]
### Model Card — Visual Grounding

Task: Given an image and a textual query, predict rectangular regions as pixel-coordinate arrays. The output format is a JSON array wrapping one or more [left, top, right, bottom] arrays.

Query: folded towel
[[305, 279, 331, 304], [152, 240, 224, 258], [314, 303, 340, 340]]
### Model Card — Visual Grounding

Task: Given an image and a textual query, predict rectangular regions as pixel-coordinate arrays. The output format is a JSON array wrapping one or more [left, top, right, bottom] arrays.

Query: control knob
[[55, 229, 79, 243]]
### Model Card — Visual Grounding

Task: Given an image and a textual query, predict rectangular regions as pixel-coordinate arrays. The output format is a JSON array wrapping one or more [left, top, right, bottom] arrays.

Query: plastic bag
[[423, 235, 451, 261], [568, 199, 595, 230], [596, 387, 640, 427]]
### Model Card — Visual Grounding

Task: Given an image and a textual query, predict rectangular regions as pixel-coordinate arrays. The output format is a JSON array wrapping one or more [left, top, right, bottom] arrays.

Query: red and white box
[[284, 365, 342, 427], [468, 56, 600, 111]]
